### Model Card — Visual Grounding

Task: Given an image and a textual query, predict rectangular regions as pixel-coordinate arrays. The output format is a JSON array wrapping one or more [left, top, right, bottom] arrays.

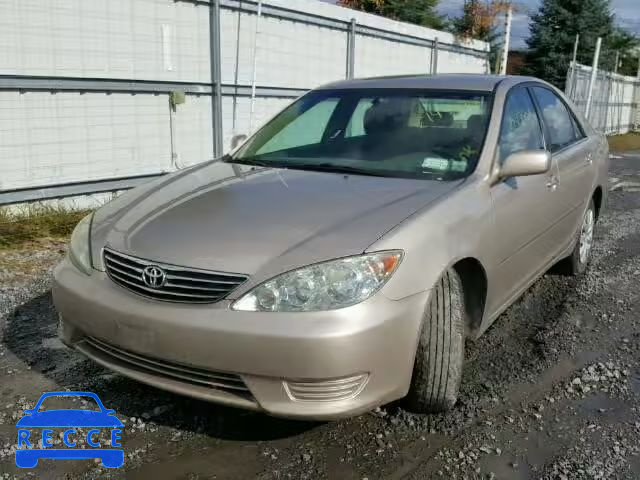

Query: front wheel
[[404, 269, 466, 413], [559, 199, 596, 276]]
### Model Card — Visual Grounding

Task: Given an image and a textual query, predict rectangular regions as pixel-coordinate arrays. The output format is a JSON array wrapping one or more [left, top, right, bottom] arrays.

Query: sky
[[436, 0, 640, 49]]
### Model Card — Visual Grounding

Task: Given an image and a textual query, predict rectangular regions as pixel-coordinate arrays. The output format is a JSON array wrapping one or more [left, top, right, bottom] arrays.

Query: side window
[[531, 87, 578, 152], [499, 88, 545, 162], [257, 99, 339, 155], [345, 99, 375, 137], [570, 113, 585, 140]]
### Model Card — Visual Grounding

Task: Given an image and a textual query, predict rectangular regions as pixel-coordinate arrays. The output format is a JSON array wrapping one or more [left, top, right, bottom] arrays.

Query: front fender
[[371, 178, 494, 302]]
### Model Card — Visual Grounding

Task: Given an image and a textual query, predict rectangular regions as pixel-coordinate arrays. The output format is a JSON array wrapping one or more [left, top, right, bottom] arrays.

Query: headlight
[[69, 213, 93, 275], [232, 251, 402, 312]]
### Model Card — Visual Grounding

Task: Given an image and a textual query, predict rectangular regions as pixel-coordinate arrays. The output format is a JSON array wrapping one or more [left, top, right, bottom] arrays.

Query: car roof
[[317, 74, 540, 92]]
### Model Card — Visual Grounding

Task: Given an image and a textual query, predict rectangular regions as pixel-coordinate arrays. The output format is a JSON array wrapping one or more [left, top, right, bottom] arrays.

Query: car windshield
[[227, 89, 492, 181]]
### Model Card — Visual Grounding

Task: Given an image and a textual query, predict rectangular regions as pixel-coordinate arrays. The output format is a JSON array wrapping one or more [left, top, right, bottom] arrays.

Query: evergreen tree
[[338, 0, 446, 30], [524, 0, 616, 88], [607, 27, 640, 77]]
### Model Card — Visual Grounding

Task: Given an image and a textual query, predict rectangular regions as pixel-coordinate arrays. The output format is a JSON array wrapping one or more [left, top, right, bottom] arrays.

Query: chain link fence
[[566, 62, 640, 135]]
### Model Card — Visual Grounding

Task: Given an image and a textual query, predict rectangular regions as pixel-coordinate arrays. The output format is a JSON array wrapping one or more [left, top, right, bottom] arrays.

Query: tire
[[404, 269, 466, 413], [558, 199, 596, 276]]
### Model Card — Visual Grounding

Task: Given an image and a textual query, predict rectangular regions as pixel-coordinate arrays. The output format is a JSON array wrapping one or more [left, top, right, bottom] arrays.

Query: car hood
[[16, 410, 123, 428], [92, 162, 461, 280]]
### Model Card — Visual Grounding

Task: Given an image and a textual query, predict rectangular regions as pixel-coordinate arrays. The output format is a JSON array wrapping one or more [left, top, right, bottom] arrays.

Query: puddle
[[41, 337, 65, 350], [611, 180, 640, 192], [567, 311, 597, 329], [386, 433, 450, 480], [577, 392, 632, 423], [504, 352, 598, 406], [629, 371, 640, 394], [478, 432, 557, 479], [481, 454, 534, 480]]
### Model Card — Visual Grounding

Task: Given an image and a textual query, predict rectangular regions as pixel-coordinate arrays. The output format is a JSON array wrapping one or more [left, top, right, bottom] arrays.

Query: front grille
[[103, 248, 248, 303], [84, 336, 251, 396], [284, 374, 369, 402]]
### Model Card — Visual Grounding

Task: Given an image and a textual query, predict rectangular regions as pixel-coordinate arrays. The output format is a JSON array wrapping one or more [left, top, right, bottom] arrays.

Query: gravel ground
[[2, 154, 640, 479]]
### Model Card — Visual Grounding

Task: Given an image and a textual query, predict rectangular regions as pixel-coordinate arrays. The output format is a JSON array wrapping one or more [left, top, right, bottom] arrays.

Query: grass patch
[[608, 132, 640, 152], [0, 205, 90, 249]]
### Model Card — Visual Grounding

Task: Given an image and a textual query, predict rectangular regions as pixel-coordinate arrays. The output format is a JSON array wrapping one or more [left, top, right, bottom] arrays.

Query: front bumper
[[53, 257, 427, 420]]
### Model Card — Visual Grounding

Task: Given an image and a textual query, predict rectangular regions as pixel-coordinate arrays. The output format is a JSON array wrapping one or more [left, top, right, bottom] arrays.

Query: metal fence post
[[572, 34, 580, 66], [346, 18, 356, 79], [602, 72, 611, 133], [500, 6, 512, 75], [585, 37, 602, 121], [431, 37, 439, 75], [567, 34, 580, 97], [209, 0, 224, 159], [249, 0, 264, 133], [636, 58, 640, 131]]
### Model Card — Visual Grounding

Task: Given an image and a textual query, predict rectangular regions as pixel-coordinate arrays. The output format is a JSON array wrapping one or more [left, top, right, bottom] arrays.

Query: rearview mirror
[[499, 150, 551, 179], [231, 134, 247, 150]]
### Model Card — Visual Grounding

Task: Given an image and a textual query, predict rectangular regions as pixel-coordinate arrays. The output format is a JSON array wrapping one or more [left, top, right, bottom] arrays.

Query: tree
[[606, 27, 640, 76], [451, 1, 511, 73], [524, 0, 617, 88], [338, 0, 446, 30]]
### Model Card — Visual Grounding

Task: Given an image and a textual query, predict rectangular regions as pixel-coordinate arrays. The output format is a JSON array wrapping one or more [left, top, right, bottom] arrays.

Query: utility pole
[[585, 37, 602, 120], [500, 5, 513, 75], [614, 51, 620, 75]]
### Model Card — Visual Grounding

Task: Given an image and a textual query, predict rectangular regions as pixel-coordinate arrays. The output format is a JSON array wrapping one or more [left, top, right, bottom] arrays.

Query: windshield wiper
[[223, 157, 391, 178], [289, 163, 391, 178], [222, 155, 393, 177], [221, 155, 273, 168]]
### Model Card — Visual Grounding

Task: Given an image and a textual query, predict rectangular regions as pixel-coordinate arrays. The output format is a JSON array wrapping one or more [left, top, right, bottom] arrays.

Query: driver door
[[488, 86, 563, 314]]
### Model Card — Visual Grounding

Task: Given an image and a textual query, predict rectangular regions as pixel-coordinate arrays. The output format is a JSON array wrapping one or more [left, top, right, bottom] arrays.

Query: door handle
[[546, 176, 559, 191], [585, 153, 593, 165]]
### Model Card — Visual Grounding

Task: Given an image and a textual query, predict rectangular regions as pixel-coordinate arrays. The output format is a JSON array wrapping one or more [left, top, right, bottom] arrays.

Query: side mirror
[[499, 150, 551, 179], [231, 134, 247, 150]]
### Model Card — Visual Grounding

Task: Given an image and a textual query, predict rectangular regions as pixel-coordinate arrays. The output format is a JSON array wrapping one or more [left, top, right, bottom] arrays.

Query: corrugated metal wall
[[566, 63, 640, 135], [0, 0, 489, 204]]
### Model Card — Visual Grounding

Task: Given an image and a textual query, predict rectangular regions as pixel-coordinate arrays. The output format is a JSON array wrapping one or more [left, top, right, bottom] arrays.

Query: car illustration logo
[[142, 265, 166, 289], [15, 391, 124, 468]]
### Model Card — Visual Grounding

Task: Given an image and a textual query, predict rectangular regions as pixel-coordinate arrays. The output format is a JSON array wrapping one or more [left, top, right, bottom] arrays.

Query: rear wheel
[[559, 199, 596, 276], [405, 269, 466, 413]]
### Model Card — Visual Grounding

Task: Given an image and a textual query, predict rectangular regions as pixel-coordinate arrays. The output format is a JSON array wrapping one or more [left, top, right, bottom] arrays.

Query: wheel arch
[[451, 257, 488, 336], [592, 185, 603, 220]]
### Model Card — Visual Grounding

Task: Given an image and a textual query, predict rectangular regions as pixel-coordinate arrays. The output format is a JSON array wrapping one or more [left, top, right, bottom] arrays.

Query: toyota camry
[[53, 74, 608, 420]]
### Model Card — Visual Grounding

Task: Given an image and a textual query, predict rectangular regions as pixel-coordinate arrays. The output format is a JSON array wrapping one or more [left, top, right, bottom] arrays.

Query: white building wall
[[0, 0, 210, 82], [354, 37, 431, 78], [0, 0, 489, 200], [0, 91, 172, 191]]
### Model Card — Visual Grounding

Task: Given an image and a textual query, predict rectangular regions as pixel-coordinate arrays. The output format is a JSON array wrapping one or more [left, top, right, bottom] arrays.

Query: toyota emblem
[[142, 265, 166, 289]]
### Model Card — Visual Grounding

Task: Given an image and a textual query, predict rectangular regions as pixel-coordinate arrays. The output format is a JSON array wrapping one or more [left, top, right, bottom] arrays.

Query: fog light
[[284, 374, 368, 402]]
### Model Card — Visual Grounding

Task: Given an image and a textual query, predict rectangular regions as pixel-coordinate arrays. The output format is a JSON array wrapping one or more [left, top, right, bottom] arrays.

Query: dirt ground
[[2, 153, 640, 479]]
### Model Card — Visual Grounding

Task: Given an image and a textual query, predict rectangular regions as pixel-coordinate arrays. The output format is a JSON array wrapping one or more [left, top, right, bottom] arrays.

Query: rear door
[[530, 86, 595, 244]]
